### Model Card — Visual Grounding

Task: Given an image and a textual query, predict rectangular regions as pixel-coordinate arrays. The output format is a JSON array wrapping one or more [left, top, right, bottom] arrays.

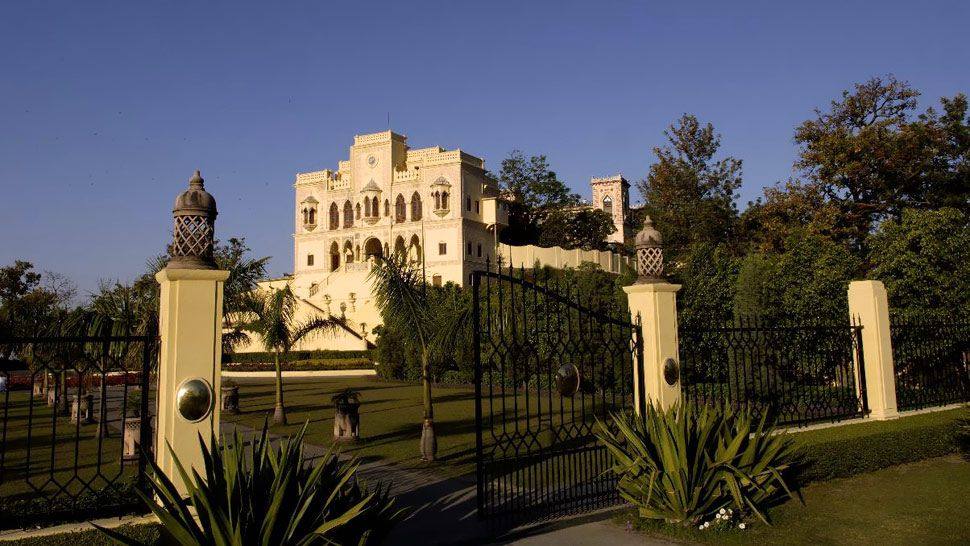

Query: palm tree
[[240, 286, 340, 425], [368, 256, 454, 461]]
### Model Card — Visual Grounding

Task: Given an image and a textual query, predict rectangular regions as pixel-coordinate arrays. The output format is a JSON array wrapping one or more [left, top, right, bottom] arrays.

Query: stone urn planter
[[123, 389, 145, 461], [71, 393, 95, 424], [221, 382, 240, 415], [332, 389, 360, 442]]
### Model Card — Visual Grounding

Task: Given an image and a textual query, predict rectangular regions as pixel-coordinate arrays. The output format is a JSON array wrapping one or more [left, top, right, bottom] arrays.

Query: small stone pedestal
[[332, 394, 360, 442], [221, 384, 239, 414], [71, 393, 95, 424], [123, 418, 142, 461]]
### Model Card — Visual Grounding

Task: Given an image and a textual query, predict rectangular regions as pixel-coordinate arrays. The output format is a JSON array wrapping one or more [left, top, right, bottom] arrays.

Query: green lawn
[[222, 377, 628, 477], [626, 455, 970, 545], [0, 391, 135, 500], [222, 378, 481, 475], [7, 456, 968, 545]]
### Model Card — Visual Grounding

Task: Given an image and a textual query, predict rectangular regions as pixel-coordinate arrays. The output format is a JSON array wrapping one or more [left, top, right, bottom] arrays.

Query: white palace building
[[236, 130, 634, 353]]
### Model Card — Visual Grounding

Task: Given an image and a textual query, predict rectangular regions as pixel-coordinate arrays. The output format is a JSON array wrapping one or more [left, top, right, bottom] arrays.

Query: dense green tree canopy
[[637, 114, 743, 257], [868, 208, 970, 317], [497, 150, 581, 245], [537, 208, 616, 250], [794, 75, 970, 248]]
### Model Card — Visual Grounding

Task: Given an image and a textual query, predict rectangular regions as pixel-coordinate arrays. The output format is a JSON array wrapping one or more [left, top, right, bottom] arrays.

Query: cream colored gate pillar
[[848, 280, 898, 420], [154, 171, 229, 492], [624, 217, 682, 413]]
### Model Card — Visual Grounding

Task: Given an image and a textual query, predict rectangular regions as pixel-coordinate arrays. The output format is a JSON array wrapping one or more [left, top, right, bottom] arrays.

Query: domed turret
[[168, 170, 218, 269]]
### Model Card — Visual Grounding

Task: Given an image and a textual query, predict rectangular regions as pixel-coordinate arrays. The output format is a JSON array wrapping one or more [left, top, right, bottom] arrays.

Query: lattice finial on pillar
[[168, 170, 218, 269], [634, 215, 664, 283]]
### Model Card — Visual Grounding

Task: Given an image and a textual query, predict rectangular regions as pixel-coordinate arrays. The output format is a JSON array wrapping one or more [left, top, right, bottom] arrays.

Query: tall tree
[[369, 256, 469, 461], [497, 150, 581, 245], [538, 208, 616, 250], [868, 207, 970, 317], [637, 114, 743, 257], [794, 75, 970, 249], [739, 180, 849, 254], [239, 286, 339, 425]]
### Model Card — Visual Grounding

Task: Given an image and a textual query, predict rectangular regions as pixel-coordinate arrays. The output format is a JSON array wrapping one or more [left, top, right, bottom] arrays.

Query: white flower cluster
[[697, 507, 746, 531]]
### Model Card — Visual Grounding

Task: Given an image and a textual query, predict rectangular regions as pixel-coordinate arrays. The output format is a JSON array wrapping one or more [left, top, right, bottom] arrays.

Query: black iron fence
[[0, 334, 156, 529], [473, 263, 643, 521], [678, 317, 867, 426], [890, 317, 970, 411]]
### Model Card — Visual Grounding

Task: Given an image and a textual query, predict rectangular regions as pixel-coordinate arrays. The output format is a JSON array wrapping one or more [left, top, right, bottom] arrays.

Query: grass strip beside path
[[625, 455, 970, 545]]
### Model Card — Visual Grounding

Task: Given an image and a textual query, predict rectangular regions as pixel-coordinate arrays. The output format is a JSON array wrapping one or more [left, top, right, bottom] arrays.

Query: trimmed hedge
[[223, 350, 374, 364], [0, 480, 145, 531], [223, 358, 374, 372], [4, 523, 161, 546], [794, 407, 965, 483]]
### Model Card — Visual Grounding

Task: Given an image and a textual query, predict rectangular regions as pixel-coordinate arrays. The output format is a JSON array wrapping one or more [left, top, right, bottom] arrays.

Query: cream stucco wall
[[235, 130, 632, 353]]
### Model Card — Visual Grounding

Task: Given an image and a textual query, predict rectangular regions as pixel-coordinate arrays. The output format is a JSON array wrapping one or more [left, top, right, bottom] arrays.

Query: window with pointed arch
[[370, 196, 379, 218], [602, 195, 613, 216], [343, 201, 354, 228], [384, 199, 390, 217], [329, 241, 340, 271], [329, 203, 339, 230], [355, 203, 361, 219], [411, 191, 422, 221], [433, 190, 450, 213], [364, 198, 371, 217], [395, 194, 407, 223]]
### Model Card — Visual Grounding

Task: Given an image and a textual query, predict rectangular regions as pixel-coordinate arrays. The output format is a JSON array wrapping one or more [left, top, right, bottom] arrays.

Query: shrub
[[222, 358, 374, 372], [99, 423, 404, 545], [223, 349, 374, 364], [958, 415, 970, 461], [596, 404, 799, 527], [794, 408, 964, 482]]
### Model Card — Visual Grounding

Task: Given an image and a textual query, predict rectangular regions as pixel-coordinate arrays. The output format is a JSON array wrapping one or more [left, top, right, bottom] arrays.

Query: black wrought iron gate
[[472, 263, 643, 521], [0, 333, 157, 528]]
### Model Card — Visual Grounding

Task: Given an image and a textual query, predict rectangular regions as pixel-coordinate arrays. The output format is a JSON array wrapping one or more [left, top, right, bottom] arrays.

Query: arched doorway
[[364, 237, 383, 263], [408, 234, 422, 264], [343, 240, 354, 264], [394, 235, 407, 260]]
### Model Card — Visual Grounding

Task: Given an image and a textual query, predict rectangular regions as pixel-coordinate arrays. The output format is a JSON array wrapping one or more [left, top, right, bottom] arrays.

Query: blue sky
[[1, 1, 968, 294]]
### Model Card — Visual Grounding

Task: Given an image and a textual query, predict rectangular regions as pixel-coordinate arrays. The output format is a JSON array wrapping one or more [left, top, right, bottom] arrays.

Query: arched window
[[330, 241, 340, 271], [329, 203, 339, 230], [308, 208, 316, 224], [302, 208, 309, 224], [364, 198, 371, 217], [394, 235, 406, 258], [411, 192, 422, 221], [433, 191, 441, 210], [343, 201, 354, 228], [343, 240, 355, 264], [371, 196, 379, 217], [602, 195, 613, 215], [355, 203, 361, 219], [409, 234, 422, 264], [441, 191, 449, 210], [395, 194, 407, 223]]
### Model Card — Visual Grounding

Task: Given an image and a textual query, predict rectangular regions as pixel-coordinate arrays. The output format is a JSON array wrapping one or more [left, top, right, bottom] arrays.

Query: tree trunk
[[273, 352, 287, 425], [420, 349, 436, 461]]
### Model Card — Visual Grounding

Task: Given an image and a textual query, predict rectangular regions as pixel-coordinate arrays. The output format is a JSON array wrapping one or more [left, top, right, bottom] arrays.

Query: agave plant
[[596, 403, 799, 527], [99, 423, 404, 545]]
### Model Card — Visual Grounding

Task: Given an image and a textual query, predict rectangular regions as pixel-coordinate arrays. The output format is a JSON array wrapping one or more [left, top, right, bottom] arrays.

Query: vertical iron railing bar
[[137, 337, 153, 495]]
